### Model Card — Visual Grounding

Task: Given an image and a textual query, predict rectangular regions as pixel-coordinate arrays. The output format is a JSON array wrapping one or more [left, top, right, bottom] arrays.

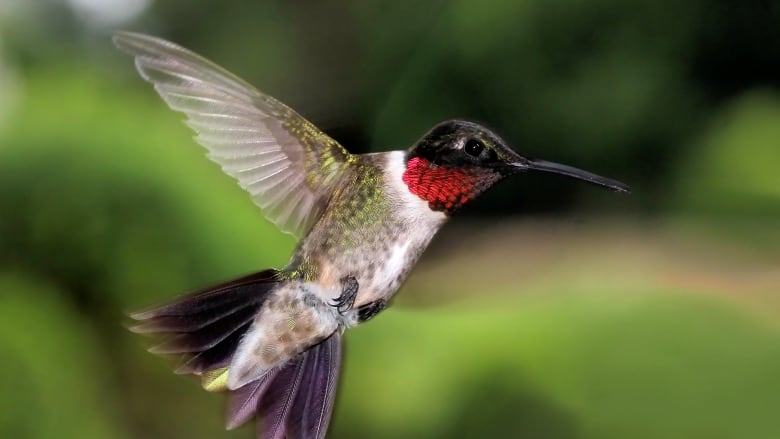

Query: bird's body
[[289, 151, 446, 310], [114, 32, 630, 439], [226, 151, 446, 390]]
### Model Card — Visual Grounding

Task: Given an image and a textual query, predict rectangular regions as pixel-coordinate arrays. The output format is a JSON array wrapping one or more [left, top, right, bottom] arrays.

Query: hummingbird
[[114, 32, 630, 439]]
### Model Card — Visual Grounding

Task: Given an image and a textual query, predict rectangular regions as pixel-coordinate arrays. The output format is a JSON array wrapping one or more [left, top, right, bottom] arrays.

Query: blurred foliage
[[336, 293, 780, 439], [674, 91, 780, 215], [0, 0, 778, 438], [0, 275, 125, 438]]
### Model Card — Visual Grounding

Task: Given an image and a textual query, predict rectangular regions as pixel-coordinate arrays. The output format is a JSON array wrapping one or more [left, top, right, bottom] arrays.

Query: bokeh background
[[1, 1, 779, 438]]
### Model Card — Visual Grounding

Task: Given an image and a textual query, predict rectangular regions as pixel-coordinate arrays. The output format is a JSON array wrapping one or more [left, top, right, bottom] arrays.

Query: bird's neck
[[401, 156, 501, 212]]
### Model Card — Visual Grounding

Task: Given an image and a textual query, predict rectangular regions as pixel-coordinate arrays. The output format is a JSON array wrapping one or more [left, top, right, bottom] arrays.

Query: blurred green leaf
[[674, 91, 780, 216], [0, 274, 126, 438]]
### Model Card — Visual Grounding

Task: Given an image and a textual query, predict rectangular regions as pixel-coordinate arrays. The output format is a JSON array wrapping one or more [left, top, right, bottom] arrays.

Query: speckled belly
[[226, 281, 342, 389]]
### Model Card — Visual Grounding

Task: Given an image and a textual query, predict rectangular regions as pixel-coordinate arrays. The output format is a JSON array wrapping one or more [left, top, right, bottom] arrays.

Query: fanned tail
[[129, 270, 343, 438], [228, 333, 342, 439], [129, 269, 280, 375]]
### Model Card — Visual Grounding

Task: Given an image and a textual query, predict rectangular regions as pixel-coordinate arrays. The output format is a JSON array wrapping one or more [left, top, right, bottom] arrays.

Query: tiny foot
[[358, 299, 386, 322], [331, 276, 358, 315]]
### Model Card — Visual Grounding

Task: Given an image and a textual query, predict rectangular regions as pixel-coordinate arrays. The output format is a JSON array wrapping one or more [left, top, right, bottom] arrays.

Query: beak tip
[[613, 184, 632, 194], [515, 159, 632, 194]]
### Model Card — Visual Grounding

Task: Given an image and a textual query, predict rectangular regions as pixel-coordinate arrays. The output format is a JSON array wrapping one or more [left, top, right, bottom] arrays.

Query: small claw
[[331, 276, 358, 315], [358, 299, 386, 322]]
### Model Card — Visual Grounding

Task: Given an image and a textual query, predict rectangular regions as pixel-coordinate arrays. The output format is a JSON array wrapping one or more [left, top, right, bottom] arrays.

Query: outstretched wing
[[113, 31, 354, 238]]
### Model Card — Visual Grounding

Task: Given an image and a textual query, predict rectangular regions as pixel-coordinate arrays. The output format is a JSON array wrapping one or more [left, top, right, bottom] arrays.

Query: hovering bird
[[114, 32, 630, 439]]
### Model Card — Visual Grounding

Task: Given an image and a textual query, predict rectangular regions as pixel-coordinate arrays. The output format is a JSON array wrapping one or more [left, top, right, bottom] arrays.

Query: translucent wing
[[113, 32, 354, 238]]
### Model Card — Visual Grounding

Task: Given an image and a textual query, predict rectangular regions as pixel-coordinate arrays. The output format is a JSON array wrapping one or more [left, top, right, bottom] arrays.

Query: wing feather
[[114, 31, 354, 238]]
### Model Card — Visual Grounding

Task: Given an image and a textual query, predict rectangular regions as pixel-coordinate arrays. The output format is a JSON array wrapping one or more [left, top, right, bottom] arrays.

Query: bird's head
[[403, 119, 630, 213]]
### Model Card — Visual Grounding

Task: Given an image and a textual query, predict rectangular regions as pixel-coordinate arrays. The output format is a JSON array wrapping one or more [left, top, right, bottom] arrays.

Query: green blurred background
[[1, 1, 779, 438]]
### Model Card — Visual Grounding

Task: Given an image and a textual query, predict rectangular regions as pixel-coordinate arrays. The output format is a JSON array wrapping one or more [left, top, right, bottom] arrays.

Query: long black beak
[[513, 159, 631, 193]]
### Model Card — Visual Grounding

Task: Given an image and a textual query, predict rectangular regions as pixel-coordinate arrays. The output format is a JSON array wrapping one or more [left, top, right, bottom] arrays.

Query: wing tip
[[112, 30, 185, 59], [111, 30, 147, 53]]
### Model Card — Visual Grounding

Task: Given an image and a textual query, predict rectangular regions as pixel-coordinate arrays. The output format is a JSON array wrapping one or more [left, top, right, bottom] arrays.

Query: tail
[[129, 270, 343, 439], [229, 332, 342, 438]]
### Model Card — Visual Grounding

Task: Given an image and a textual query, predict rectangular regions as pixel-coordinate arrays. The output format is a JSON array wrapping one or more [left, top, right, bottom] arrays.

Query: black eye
[[464, 139, 484, 157]]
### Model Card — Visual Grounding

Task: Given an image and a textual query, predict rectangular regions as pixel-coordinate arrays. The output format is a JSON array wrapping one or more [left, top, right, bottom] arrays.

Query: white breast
[[352, 151, 448, 304], [383, 150, 447, 226]]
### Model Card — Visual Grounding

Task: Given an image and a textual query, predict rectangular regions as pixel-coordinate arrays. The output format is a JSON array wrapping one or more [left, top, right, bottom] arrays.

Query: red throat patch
[[402, 157, 502, 212]]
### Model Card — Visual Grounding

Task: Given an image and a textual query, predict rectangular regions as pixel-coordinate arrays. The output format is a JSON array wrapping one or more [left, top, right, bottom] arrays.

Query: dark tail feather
[[226, 368, 281, 430], [128, 269, 279, 374], [286, 333, 342, 439], [226, 332, 343, 439], [130, 270, 343, 438]]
